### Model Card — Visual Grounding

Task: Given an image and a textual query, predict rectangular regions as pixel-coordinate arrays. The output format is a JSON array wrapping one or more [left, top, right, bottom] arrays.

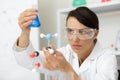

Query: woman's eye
[[79, 30, 87, 34], [67, 28, 73, 33], [79, 29, 93, 34]]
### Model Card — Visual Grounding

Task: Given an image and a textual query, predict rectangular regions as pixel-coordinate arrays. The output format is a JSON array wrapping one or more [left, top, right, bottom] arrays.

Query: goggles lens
[[65, 27, 96, 40]]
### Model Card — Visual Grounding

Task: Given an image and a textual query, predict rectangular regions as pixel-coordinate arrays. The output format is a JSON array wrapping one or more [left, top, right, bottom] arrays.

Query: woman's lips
[[72, 45, 82, 49]]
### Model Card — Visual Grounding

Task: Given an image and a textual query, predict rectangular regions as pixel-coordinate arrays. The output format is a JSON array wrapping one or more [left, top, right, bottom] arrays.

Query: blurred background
[[0, 0, 120, 80]]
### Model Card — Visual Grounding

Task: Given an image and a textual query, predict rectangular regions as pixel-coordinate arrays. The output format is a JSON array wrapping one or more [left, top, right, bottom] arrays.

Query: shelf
[[58, 1, 120, 14]]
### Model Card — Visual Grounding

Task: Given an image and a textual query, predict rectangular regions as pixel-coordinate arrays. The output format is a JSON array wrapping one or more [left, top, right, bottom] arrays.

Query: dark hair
[[66, 7, 99, 30]]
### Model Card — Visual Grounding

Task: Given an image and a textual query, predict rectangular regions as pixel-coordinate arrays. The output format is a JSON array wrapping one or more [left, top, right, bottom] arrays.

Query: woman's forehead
[[67, 17, 88, 28]]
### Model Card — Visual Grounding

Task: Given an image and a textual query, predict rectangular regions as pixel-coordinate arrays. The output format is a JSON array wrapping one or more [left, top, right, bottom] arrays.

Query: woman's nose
[[72, 34, 80, 41]]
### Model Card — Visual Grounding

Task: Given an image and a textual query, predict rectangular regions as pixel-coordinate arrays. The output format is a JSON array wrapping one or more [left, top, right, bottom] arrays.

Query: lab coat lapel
[[79, 57, 90, 73], [68, 45, 90, 73], [78, 58, 91, 80], [86, 41, 103, 80], [79, 41, 103, 74]]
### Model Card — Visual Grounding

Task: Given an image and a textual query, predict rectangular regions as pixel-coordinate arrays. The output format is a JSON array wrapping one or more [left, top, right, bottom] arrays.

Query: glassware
[[72, 0, 86, 7]]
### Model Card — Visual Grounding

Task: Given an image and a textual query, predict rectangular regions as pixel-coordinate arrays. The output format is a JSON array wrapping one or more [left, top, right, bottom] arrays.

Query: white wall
[[98, 11, 120, 48], [0, 0, 39, 80]]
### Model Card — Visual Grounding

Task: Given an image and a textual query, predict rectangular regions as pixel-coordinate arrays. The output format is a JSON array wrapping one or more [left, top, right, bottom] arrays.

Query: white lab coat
[[13, 41, 118, 80]]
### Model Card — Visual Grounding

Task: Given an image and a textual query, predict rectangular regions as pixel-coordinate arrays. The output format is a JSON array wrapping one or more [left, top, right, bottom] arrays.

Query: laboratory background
[[0, 0, 120, 80]]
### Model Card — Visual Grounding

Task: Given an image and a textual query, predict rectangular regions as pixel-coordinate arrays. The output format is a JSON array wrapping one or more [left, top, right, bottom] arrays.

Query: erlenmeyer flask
[[29, 0, 41, 28]]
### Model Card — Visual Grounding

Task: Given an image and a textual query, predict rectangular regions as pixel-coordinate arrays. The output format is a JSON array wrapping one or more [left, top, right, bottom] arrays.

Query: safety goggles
[[64, 27, 96, 40]]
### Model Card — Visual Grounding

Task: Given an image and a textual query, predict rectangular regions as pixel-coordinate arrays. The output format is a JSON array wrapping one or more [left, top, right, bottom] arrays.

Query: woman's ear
[[93, 30, 99, 44], [94, 30, 99, 39]]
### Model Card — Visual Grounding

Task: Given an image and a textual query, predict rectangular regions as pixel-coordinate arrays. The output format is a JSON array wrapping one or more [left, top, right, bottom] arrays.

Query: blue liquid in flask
[[29, 16, 41, 28]]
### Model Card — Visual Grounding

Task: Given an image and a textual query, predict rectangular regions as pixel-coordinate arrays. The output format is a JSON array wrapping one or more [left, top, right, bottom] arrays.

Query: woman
[[13, 6, 118, 80]]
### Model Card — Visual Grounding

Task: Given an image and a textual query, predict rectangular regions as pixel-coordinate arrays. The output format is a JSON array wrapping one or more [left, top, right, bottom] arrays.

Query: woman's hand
[[43, 45, 73, 72], [43, 45, 80, 80], [18, 8, 38, 33]]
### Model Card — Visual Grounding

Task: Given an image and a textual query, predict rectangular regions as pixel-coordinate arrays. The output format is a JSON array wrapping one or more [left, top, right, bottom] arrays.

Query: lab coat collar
[[68, 41, 103, 73], [79, 41, 104, 73]]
